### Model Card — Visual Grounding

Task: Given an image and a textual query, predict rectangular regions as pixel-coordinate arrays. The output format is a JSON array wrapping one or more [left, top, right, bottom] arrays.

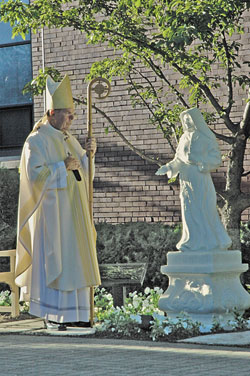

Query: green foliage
[[23, 67, 62, 96], [0, 168, 19, 251], [94, 287, 114, 321], [240, 223, 250, 284], [95, 286, 163, 339], [241, 222, 250, 248], [97, 308, 143, 338], [0, 168, 19, 228], [150, 313, 201, 341], [0, 290, 29, 312], [2, 0, 250, 146], [95, 288, 250, 341], [231, 308, 250, 331], [96, 221, 181, 289], [124, 287, 163, 315], [210, 317, 224, 333], [2, 0, 250, 243], [0, 290, 11, 306]]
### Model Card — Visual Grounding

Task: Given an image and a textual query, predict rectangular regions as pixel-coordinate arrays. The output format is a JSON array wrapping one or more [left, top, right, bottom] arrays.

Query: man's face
[[54, 108, 75, 131]]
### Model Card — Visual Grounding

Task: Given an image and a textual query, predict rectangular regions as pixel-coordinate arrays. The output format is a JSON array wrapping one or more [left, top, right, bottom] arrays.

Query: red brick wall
[[31, 23, 250, 224]]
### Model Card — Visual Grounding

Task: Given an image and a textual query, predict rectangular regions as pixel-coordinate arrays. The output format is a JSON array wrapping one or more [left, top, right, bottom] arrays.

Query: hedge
[[0, 167, 249, 289]]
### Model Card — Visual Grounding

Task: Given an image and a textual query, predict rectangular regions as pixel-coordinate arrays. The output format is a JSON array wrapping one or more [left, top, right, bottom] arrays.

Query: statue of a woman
[[156, 107, 231, 252]]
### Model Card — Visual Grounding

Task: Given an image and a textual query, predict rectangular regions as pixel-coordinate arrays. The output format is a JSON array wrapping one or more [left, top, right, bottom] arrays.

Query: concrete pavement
[[0, 319, 249, 375], [0, 334, 249, 376]]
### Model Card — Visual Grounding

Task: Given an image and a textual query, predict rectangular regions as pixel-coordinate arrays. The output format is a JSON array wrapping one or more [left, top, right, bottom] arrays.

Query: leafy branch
[[74, 97, 164, 167]]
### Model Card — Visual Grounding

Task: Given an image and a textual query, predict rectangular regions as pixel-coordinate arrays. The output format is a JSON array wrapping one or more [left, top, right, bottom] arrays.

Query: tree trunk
[[218, 134, 249, 250], [219, 200, 242, 250]]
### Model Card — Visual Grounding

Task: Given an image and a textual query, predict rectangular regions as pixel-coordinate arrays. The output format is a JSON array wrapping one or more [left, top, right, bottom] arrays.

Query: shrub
[[0, 165, 249, 288], [0, 168, 19, 286], [0, 168, 19, 251], [241, 223, 250, 285], [95, 221, 181, 290]]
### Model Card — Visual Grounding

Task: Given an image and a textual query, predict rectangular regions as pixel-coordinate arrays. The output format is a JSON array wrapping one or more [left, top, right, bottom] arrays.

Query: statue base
[[159, 250, 250, 327]]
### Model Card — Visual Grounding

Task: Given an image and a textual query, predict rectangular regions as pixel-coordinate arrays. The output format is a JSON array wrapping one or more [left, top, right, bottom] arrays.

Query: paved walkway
[[0, 319, 249, 375], [0, 334, 250, 376]]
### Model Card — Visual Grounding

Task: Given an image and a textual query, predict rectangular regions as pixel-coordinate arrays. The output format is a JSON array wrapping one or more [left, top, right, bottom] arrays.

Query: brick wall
[[31, 22, 250, 224]]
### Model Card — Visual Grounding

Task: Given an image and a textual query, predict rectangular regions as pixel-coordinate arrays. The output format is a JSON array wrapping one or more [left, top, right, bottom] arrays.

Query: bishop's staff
[[87, 77, 111, 327]]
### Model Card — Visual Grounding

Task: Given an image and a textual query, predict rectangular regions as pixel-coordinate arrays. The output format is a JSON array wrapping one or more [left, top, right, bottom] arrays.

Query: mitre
[[46, 74, 74, 110]]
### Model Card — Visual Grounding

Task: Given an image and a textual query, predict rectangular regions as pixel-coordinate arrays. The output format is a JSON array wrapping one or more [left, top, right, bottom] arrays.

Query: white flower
[[133, 300, 139, 309], [130, 314, 142, 324], [182, 321, 188, 329], [154, 287, 163, 294], [157, 309, 165, 316], [144, 287, 151, 295], [129, 291, 137, 298], [152, 313, 166, 322], [199, 324, 212, 333], [226, 319, 237, 329], [170, 318, 178, 325], [164, 326, 172, 335]]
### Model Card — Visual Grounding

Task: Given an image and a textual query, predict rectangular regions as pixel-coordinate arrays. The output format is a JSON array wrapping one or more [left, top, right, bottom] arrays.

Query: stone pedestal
[[159, 250, 250, 327]]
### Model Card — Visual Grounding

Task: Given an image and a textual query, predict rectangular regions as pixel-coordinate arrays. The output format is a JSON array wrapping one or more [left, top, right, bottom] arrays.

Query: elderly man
[[16, 75, 101, 331]]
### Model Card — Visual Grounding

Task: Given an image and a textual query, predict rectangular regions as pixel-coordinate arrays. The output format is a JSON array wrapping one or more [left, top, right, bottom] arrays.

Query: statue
[[156, 107, 231, 252], [156, 107, 250, 327]]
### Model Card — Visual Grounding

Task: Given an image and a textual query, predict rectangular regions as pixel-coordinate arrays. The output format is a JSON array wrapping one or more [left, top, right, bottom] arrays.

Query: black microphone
[[73, 170, 81, 181]]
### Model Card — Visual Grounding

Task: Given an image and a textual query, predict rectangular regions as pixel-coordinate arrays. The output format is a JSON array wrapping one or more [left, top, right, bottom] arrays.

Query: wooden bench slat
[[99, 263, 147, 285], [0, 250, 16, 257]]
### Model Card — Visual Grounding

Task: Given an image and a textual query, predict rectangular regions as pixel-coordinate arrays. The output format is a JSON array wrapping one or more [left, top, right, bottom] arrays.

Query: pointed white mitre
[[46, 74, 74, 110]]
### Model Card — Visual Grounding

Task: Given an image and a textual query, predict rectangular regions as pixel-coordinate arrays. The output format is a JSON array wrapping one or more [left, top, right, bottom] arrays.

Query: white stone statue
[[156, 108, 250, 327], [156, 107, 231, 252]]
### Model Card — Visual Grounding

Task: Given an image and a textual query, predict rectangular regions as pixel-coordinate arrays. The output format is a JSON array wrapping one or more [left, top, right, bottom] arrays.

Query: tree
[[1, 0, 250, 249]]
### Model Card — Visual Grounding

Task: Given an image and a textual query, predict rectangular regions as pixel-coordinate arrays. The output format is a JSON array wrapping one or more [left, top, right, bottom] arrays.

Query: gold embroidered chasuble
[[16, 122, 101, 294]]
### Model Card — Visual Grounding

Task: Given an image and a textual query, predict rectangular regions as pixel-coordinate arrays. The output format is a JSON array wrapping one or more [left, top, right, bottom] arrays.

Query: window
[[0, 0, 33, 157]]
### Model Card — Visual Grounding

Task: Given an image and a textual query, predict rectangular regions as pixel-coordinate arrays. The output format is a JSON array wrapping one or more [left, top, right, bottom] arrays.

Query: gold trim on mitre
[[46, 74, 74, 110]]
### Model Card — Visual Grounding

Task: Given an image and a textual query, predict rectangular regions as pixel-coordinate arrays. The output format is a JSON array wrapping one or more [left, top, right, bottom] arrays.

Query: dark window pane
[[0, 44, 32, 106], [0, 106, 32, 148]]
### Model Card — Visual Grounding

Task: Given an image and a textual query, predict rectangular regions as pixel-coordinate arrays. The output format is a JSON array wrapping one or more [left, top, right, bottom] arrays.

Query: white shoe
[[44, 320, 58, 330]]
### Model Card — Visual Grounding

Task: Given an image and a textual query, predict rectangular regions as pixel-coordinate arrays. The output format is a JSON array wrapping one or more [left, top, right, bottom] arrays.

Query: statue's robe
[[167, 130, 231, 253], [16, 122, 101, 322]]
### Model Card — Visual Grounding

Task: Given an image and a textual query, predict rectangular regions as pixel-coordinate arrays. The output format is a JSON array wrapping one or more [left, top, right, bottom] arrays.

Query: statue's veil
[[180, 107, 217, 142]]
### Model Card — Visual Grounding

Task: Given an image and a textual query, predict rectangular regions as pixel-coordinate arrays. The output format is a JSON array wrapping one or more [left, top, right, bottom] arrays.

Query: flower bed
[[94, 287, 250, 341], [0, 287, 250, 341]]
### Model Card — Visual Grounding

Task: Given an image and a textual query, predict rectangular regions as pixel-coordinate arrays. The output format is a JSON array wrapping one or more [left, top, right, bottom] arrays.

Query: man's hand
[[85, 137, 97, 155], [64, 155, 81, 170]]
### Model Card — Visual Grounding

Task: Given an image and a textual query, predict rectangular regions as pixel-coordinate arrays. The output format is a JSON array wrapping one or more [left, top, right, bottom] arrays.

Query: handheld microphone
[[73, 170, 81, 181], [66, 151, 82, 181]]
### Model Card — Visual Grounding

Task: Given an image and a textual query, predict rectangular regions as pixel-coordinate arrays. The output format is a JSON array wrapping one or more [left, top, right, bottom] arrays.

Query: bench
[[0, 250, 147, 317], [99, 263, 147, 307], [0, 250, 20, 317]]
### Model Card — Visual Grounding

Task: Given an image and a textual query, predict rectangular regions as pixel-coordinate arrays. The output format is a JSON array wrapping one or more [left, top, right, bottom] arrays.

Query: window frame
[[0, 17, 33, 156]]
